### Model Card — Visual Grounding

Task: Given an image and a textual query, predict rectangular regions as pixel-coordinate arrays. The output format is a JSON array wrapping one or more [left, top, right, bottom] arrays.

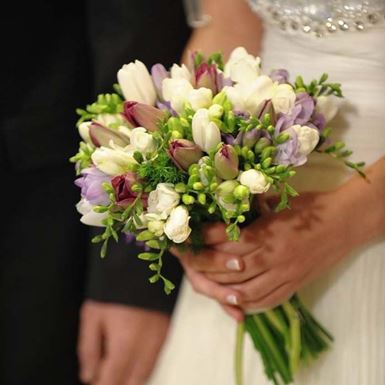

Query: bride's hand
[[173, 158, 384, 317]]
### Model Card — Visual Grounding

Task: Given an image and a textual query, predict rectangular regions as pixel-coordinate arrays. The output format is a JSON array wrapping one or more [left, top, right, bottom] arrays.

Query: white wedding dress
[[149, 1, 385, 384]]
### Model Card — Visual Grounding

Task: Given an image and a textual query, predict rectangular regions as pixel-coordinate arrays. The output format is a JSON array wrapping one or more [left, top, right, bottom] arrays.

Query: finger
[[233, 269, 286, 304], [221, 304, 245, 322], [205, 250, 269, 284], [125, 323, 167, 385], [78, 304, 103, 383], [202, 222, 229, 245], [94, 331, 136, 385], [183, 262, 243, 306], [242, 282, 294, 311], [186, 249, 244, 273]]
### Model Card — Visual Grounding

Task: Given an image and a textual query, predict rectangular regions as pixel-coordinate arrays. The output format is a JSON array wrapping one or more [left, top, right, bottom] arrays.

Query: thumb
[[78, 302, 103, 383]]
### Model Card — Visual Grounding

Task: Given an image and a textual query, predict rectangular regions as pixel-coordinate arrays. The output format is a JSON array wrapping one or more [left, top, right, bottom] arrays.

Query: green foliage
[[137, 150, 186, 189], [76, 93, 124, 126], [69, 141, 94, 174], [294, 73, 343, 98]]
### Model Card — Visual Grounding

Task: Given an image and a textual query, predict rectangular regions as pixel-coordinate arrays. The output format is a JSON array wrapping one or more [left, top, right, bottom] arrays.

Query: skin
[[78, 301, 169, 385], [173, 159, 385, 321]]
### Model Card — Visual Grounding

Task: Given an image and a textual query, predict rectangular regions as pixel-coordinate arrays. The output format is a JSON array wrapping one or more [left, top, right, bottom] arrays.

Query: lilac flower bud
[[242, 128, 261, 148], [151, 63, 169, 100], [89, 122, 130, 148], [270, 69, 289, 84], [214, 144, 239, 180], [123, 101, 167, 132], [168, 139, 203, 171], [75, 167, 110, 205]]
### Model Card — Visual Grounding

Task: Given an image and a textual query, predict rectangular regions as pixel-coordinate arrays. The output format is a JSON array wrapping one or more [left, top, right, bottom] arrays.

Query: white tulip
[[164, 206, 191, 244], [239, 169, 270, 194], [224, 47, 261, 84], [271, 84, 296, 114], [78, 122, 93, 145], [161, 78, 194, 113], [76, 199, 107, 227], [316, 95, 339, 123], [188, 88, 213, 111], [129, 127, 156, 153], [170, 63, 192, 82], [291, 124, 320, 156], [147, 183, 180, 219], [224, 75, 274, 115], [117, 60, 157, 105], [192, 108, 221, 153], [91, 145, 135, 176]]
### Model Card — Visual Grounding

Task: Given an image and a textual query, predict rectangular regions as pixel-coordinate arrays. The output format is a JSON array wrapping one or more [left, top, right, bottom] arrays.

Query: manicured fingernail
[[226, 294, 238, 305], [226, 259, 241, 271]]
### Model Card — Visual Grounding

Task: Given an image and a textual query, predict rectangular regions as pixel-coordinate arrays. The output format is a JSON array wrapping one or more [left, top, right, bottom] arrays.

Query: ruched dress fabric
[[148, 13, 385, 385]]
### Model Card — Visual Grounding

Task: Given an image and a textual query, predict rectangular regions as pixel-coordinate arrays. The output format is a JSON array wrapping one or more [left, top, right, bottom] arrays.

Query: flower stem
[[235, 322, 245, 385], [283, 300, 301, 375]]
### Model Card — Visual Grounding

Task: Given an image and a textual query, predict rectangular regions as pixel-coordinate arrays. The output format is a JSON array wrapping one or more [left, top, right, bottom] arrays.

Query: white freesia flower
[[239, 169, 270, 194], [78, 122, 93, 145], [224, 76, 274, 115], [147, 183, 180, 219], [170, 63, 192, 82], [91, 145, 135, 176], [76, 199, 107, 227], [271, 84, 296, 114], [192, 108, 221, 152], [129, 127, 156, 153], [117, 60, 157, 105], [316, 95, 339, 123], [164, 206, 191, 243], [188, 88, 213, 111], [224, 47, 261, 84], [291, 125, 320, 156], [162, 78, 194, 113]]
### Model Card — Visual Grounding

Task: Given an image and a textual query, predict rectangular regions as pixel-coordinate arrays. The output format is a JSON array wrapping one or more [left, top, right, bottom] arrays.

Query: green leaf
[[149, 274, 160, 283], [136, 230, 155, 241], [138, 252, 159, 261]]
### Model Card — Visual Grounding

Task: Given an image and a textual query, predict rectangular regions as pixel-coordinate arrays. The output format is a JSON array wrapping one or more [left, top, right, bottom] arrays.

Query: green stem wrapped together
[[238, 295, 333, 384]]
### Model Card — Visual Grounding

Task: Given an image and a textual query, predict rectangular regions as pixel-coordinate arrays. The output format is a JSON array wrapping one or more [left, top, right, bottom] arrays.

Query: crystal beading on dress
[[249, 0, 384, 37]]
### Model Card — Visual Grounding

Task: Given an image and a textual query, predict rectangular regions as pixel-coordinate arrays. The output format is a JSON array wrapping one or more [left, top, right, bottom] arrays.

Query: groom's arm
[[85, 232, 183, 314]]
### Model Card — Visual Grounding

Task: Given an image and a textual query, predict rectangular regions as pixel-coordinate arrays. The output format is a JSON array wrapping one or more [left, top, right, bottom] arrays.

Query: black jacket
[[0, 1, 190, 384]]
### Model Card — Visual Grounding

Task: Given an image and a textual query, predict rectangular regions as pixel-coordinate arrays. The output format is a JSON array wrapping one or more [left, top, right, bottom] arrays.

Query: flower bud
[[123, 101, 167, 132], [208, 104, 224, 119], [89, 122, 130, 148], [214, 144, 239, 180], [242, 128, 260, 148], [239, 169, 270, 194], [151, 63, 169, 100], [168, 139, 203, 171], [216, 180, 239, 205], [192, 108, 221, 153], [254, 137, 271, 154], [233, 185, 249, 200], [195, 63, 218, 93], [182, 194, 195, 205], [118, 60, 156, 105]]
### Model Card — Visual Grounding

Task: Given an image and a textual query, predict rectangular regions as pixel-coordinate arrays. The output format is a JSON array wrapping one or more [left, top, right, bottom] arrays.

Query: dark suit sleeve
[[85, 229, 183, 314]]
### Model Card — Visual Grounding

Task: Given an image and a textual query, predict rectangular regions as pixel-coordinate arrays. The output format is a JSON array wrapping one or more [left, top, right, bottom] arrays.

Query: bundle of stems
[[235, 294, 333, 385]]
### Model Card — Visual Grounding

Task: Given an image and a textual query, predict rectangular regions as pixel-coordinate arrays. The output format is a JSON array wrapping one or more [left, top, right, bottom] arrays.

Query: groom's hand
[[78, 300, 169, 385]]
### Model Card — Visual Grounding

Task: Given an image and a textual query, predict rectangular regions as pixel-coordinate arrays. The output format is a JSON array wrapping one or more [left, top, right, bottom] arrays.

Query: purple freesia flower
[[275, 93, 315, 133], [75, 167, 110, 206], [275, 129, 307, 167], [270, 69, 289, 84]]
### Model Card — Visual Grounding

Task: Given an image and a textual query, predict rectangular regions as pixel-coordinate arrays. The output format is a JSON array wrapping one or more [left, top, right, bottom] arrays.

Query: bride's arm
[[182, 0, 263, 60], [172, 158, 385, 319]]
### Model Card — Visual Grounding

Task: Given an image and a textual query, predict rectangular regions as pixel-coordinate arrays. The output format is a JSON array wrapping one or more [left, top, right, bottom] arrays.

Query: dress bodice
[[249, 0, 384, 37]]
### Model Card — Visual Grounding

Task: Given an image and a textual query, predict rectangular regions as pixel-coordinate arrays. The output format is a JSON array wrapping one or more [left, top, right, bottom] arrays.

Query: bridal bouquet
[[71, 47, 364, 385]]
